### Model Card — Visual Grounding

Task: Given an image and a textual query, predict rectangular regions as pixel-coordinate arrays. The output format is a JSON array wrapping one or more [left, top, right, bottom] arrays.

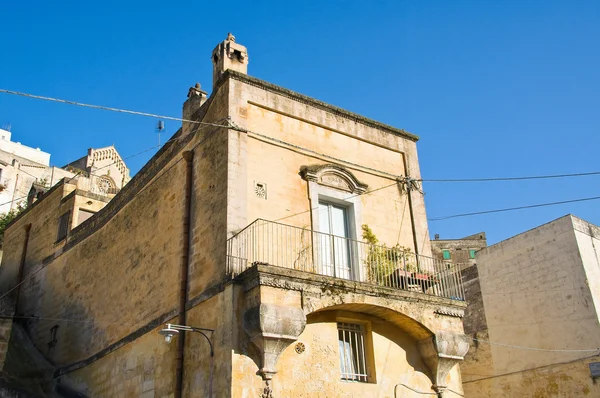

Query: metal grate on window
[[337, 322, 368, 382]]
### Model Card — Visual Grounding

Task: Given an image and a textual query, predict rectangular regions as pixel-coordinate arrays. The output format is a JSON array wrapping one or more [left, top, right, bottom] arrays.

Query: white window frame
[[337, 322, 369, 382], [308, 181, 364, 281]]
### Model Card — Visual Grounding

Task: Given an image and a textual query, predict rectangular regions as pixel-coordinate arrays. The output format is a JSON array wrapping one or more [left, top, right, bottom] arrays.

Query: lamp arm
[[194, 330, 214, 357], [163, 324, 215, 356]]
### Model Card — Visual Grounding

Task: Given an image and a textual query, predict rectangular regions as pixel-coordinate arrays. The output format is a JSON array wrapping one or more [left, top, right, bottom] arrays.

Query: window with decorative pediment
[[300, 164, 368, 282], [300, 165, 368, 195]]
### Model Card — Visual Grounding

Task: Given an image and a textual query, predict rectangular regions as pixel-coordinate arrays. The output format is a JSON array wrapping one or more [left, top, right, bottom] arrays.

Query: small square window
[[338, 322, 369, 382], [469, 249, 476, 259], [442, 250, 451, 260]]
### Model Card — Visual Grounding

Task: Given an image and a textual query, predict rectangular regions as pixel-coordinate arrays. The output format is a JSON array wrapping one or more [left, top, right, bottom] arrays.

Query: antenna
[[156, 120, 165, 146]]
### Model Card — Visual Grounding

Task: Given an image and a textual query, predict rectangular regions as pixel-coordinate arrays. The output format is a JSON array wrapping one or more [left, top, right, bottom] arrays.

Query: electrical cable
[[428, 195, 600, 221], [469, 336, 599, 353], [273, 181, 399, 223], [461, 352, 600, 384], [0, 88, 225, 127], [5, 88, 600, 185], [420, 171, 600, 183], [0, 120, 231, 304]]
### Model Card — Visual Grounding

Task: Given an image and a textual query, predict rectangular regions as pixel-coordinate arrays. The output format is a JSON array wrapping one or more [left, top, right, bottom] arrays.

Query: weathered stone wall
[[464, 215, 600, 397], [0, 76, 235, 395], [230, 264, 468, 397], [228, 71, 432, 256], [0, 66, 468, 397], [463, 352, 600, 397], [60, 323, 176, 397], [461, 265, 487, 335]]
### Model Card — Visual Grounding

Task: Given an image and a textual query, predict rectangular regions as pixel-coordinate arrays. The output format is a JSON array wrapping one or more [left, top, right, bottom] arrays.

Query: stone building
[[431, 232, 487, 270], [0, 127, 69, 214], [0, 34, 470, 397], [461, 215, 600, 397], [0, 127, 130, 215]]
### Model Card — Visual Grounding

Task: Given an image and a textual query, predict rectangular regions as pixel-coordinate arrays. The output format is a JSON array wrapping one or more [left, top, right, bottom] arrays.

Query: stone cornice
[[235, 264, 467, 310], [219, 70, 419, 142]]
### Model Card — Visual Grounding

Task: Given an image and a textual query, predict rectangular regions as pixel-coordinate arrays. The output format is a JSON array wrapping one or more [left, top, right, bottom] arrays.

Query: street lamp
[[159, 323, 215, 356], [159, 323, 215, 398]]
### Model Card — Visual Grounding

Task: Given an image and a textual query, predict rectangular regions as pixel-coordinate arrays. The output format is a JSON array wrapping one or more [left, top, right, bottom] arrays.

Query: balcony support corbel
[[243, 303, 306, 380], [418, 331, 470, 397]]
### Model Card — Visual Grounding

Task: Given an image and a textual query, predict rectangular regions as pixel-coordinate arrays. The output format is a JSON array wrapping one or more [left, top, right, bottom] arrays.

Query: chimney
[[434, 234, 440, 240], [182, 83, 208, 135], [212, 33, 248, 90]]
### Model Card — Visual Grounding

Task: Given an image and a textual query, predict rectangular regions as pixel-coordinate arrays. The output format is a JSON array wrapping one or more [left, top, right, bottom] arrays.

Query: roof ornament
[[227, 33, 236, 42], [187, 82, 206, 98]]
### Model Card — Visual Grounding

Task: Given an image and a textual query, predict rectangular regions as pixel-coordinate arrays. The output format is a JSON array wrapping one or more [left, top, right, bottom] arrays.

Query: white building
[[0, 128, 131, 215]]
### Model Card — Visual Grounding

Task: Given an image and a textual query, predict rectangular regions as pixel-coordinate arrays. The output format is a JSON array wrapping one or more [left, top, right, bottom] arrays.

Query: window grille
[[337, 322, 368, 382]]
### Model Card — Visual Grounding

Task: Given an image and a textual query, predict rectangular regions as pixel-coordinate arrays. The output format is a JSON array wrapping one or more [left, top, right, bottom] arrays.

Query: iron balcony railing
[[227, 219, 465, 301]]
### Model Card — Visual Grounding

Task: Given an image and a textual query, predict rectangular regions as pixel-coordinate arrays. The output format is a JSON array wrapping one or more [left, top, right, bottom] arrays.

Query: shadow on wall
[[308, 309, 433, 381]]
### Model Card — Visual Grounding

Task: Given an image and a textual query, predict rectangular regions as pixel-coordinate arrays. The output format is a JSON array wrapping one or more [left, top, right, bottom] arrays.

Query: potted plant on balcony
[[361, 225, 414, 287]]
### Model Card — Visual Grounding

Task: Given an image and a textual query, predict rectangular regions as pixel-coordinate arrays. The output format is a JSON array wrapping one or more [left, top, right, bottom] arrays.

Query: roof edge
[[220, 70, 419, 142]]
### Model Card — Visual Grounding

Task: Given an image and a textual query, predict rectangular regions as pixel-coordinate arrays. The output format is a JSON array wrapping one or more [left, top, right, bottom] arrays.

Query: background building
[[0, 35, 470, 397], [431, 232, 487, 270], [461, 214, 600, 397], [0, 127, 130, 215]]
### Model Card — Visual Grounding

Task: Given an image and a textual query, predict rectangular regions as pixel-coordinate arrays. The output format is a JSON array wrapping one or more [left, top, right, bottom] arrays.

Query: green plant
[[361, 224, 414, 282], [0, 203, 26, 248]]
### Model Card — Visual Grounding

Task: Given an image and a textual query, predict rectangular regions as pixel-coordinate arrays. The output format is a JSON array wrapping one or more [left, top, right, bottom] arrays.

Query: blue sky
[[1, 0, 598, 244]]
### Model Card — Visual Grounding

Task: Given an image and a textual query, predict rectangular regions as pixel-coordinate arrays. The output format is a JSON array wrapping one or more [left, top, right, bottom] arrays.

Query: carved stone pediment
[[299, 164, 368, 194]]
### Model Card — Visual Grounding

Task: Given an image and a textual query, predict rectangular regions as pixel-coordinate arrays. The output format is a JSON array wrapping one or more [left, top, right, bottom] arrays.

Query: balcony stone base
[[236, 263, 469, 393]]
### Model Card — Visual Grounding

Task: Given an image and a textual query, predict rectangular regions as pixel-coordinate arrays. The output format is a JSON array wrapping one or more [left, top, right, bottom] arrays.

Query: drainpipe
[[175, 151, 194, 398], [401, 155, 421, 270], [15, 223, 32, 309]]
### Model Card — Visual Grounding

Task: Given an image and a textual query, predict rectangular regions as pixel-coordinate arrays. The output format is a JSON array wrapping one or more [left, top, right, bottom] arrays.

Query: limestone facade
[[0, 34, 469, 397], [462, 215, 600, 397], [0, 128, 130, 215]]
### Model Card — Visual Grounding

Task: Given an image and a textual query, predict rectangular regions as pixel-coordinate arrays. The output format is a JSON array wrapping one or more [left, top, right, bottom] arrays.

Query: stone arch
[[300, 291, 470, 395], [300, 164, 368, 194], [308, 302, 434, 341]]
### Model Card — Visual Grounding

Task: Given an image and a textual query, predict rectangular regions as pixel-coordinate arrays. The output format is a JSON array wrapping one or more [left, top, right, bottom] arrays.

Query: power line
[[273, 181, 399, 223], [85, 119, 227, 178], [9, 87, 600, 186], [0, 88, 226, 128], [6, 88, 600, 185], [420, 170, 600, 183], [462, 352, 600, 384], [429, 195, 600, 221], [0, 137, 189, 210], [0, 120, 229, 304], [470, 336, 599, 353]]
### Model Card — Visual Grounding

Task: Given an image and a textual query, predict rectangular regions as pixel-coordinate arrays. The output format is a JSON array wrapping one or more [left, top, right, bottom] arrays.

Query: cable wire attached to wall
[[429, 195, 600, 221]]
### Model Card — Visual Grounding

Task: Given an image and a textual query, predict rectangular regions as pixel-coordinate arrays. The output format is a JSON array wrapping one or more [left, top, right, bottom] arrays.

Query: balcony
[[227, 219, 465, 301]]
